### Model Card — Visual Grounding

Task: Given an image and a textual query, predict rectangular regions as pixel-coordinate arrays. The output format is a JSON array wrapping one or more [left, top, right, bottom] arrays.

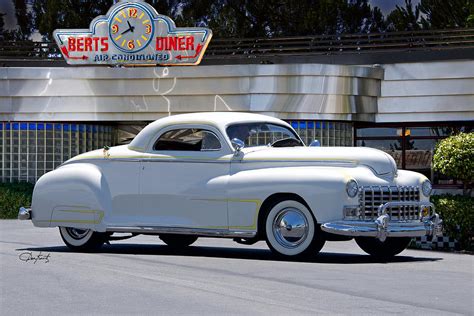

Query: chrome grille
[[359, 186, 420, 221]]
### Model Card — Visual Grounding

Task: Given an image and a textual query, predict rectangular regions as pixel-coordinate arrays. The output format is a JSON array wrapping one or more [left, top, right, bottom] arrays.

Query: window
[[154, 128, 221, 151], [1, 122, 114, 183], [355, 123, 474, 187], [287, 120, 353, 146], [227, 122, 301, 147]]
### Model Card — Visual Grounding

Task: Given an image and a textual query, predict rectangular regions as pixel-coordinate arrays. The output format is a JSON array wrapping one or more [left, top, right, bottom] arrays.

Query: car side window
[[153, 128, 222, 151]]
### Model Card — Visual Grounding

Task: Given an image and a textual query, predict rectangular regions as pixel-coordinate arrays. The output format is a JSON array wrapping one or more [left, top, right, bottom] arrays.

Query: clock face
[[109, 5, 154, 53]]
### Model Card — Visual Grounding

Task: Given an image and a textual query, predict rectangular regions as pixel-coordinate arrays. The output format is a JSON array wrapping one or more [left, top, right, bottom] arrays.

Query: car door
[[139, 125, 232, 229]]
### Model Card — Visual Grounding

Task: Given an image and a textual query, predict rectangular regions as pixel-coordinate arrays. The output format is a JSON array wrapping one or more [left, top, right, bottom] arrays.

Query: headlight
[[421, 179, 432, 197], [346, 180, 359, 198]]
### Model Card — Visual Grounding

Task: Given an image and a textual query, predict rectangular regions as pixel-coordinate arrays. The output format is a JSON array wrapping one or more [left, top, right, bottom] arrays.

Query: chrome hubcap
[[272, 208, 309, 248], [66, 227, 90, 240]]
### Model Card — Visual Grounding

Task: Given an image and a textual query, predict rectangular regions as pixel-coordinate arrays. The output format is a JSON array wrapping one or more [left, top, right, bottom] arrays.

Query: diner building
[[0, 29, 473, 192]]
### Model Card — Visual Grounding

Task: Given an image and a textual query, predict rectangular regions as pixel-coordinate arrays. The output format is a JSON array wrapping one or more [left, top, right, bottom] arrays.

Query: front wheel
[[59, 227, 106, 252], [159, 234, 198, 248], [355, 237, 412, 258], [265, 200, 325, 258]]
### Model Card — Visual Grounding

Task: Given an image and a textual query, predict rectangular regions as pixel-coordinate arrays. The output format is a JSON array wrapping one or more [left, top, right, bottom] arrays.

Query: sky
[[371, 0, 421, 15], [0, 0, 422, 33]]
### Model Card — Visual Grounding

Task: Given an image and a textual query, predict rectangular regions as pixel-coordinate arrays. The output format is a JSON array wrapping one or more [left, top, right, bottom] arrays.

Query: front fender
[[31, 163, 111, 232], [228, 166, 356, 226]]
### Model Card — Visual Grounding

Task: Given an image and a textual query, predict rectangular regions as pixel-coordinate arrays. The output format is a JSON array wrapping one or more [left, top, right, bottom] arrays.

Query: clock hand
[[127, 20, 135, 32], [121, 27, 132, 35]]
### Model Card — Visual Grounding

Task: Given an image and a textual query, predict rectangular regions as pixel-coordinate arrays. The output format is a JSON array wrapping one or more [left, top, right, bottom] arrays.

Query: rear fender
[[31, 163, 111, 232]]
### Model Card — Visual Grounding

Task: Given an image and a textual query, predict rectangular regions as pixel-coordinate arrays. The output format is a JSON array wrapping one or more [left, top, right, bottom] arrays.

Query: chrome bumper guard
[[321, 201, 443, 242], [18, 207, 32, 220]]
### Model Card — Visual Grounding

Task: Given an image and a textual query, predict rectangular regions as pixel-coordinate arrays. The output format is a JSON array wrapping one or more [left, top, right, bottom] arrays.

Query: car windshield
[[226, 122, 303, 148]]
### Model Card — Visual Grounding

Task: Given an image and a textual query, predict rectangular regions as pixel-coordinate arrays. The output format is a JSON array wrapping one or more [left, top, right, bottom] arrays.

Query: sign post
[[53, 0, 212, 66]]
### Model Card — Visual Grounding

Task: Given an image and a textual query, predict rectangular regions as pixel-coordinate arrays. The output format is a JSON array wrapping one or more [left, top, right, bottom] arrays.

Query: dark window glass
[[404, 139, 436, 179], [355, 125, 473, 186], [356, 127, 400, 137], [154, 128, 221, 151], [357, 139, 403, 168], [227, 122, 300, 147], [407, 126, 473, 137]]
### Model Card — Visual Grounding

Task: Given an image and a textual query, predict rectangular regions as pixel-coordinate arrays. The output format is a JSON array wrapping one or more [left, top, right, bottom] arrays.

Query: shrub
[[0, 182, 34, 219], [431, 194, 474, 251], [433, 132, 474, 196]]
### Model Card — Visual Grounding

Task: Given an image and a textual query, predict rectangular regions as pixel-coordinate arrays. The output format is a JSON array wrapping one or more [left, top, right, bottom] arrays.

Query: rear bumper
[[18, 207, 32, 220], [321, 201, 443, 241]]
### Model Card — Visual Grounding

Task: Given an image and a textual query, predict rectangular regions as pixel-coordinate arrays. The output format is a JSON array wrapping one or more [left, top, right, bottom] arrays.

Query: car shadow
[[17, 243, 442, 264]]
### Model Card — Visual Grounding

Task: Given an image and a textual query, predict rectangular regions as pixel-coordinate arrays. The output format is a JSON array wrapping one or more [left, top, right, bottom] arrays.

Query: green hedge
[[432, 194, 474, 251], [0, 182, 34, 219]]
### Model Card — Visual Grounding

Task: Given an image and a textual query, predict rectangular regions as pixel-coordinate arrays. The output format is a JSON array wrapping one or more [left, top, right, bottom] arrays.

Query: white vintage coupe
[[19, 112, 442, 258]]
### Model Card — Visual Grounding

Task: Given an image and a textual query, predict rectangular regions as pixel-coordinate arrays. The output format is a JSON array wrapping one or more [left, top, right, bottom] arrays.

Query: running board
[[106, 226, 256, 239]]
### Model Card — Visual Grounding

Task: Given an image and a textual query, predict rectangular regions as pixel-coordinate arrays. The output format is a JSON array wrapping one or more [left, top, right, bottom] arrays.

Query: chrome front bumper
[[321, 201, 443, 242], [18, 207, 32, 220]]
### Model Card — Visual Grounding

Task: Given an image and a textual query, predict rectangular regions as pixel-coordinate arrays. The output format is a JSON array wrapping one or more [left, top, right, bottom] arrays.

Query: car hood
[[240, 146, 397, 176]]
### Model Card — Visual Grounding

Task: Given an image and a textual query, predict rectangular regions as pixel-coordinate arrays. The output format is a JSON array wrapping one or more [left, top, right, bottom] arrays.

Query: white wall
[[0, 64, 381, 122], [377, 60, 474, 122]]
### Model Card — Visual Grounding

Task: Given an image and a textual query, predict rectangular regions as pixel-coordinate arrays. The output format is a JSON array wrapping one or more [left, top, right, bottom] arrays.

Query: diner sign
[[53, 0, 212, 66]]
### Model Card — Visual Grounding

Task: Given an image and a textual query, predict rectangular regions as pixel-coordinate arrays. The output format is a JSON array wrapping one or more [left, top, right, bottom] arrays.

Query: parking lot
[[1, 220, 472, 315]]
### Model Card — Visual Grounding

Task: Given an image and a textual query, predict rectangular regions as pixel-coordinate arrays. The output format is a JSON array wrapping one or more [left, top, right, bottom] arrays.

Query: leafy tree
[[419, 0, 472, 29], [33, 0, 114, 40], [13, 0, 34, 39], [340, 0, 386, 34], [200, 0, 386, 38], [0, 12, 5, 33], [26, 0, 474, 40], [0, 11, 8, 40], [386, 0, 421, 31], [433, 132, 474, 196], [0, 10, 24, 41], [32, 0, 185, 40]]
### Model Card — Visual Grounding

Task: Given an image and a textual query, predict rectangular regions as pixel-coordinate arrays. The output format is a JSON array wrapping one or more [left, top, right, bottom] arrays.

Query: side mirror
[[231, 138, 245, 152], [309, 139, 321, 147]]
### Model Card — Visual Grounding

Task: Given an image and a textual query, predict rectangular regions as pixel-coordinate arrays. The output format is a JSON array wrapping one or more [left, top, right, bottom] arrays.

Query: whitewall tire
[[59, 227, 105, 251], [265, 200, 325, 257]]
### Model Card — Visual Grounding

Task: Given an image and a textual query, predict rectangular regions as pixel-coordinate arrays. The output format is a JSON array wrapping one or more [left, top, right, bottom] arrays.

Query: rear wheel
[[159, 234, 198, 248], [264, 200, 325, 258], [355, 237, 411, 258], [59, 227, 106, 252]]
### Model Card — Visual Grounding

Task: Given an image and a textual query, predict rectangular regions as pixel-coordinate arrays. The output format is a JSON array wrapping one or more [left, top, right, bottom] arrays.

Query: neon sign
[[53, 0, 212, 66]]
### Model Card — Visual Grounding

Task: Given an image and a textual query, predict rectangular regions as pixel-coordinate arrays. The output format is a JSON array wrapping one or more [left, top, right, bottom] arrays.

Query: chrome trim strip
[[106, 226, 257, 238], [321, 221, 432, 238], [140, 159, 231, 164], [67, 158, 231, 164]]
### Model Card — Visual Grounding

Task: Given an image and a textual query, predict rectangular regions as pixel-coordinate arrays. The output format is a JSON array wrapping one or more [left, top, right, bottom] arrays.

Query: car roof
[[128, 112, 291, 151]]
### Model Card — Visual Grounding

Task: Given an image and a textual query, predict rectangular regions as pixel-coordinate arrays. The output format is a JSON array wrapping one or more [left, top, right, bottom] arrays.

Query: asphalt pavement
[[1, 220, 473, 315]]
